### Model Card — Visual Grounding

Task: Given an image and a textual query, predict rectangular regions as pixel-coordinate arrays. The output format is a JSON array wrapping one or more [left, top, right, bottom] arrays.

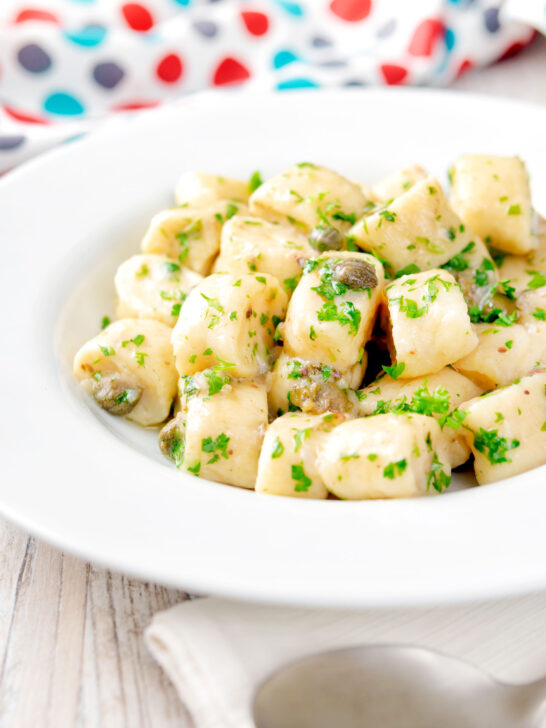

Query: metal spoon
[[253, 645, 546, 728]]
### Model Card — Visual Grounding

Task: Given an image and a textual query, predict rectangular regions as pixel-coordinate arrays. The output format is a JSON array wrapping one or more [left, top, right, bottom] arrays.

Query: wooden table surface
[[1, 36, 546, 728]]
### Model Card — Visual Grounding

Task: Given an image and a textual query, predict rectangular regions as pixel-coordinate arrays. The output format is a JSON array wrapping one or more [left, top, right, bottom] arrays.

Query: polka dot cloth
[[0, 0, 542, 171]]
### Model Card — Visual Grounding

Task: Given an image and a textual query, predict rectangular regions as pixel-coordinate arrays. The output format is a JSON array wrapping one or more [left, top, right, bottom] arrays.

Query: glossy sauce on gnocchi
[[73, 159, 546, 499]]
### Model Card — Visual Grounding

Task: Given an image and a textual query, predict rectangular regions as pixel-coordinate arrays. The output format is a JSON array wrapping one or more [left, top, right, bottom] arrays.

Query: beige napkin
[[145, 593, 546, 728]]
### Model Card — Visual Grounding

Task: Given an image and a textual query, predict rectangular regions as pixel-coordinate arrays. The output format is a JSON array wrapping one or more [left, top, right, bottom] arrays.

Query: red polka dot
[[408, 19, 445, 57], [380, 64, 408, 85], [121, 3, 154, 32], [499, 36, 534, 61], [14, 8, 59, 24], [456, 59, 473, 78], [156, 53, 183, 83], [241, 11, 269, 36], [213, 57, 251, 86], [329, 0, 371, 22], [112, 100, 159, 112], [3, 105, 49, 124]]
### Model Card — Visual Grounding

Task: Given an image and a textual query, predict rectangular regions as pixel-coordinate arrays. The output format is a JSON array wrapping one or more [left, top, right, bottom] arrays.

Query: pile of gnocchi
[[74, 156, 546, 499]]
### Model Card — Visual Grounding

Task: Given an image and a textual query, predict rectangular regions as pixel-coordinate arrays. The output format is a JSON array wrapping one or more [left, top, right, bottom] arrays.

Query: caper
[[290, 381, 351, 415], [91, 375, 142, 416], [333, 258, 378, 290], [159, 417, 185, 464], [308, 226, 344, 252]]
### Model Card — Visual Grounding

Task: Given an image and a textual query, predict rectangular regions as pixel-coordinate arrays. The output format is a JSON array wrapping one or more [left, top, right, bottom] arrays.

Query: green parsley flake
[[201, 433, 230, 464], [100, 316, 111, 330], [427, 452, 451, 493], [317, 301, 361, 336], [383, 459, 407, 479], [249, 170, 263, 193], [473, 427, 520, 464], [382, 362, 405, 380], [292, 464, 312, 492], [271, 438, 284, 459], [507, 204, 521, 215], [99, 345, 115, 357], [293, 428, 312, 453]]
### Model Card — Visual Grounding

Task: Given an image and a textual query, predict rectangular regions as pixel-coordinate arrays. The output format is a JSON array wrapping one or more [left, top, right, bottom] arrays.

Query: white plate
[[1, 88, 545, 608]]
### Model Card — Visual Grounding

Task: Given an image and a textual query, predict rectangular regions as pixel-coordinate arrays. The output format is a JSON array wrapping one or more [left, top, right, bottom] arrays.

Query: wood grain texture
[[0, 521, 194, 728], [1, 37, 545, 728]]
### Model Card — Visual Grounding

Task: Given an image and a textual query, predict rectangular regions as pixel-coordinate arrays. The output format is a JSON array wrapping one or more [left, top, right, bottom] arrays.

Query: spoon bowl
[[253, 645, 546, 728]]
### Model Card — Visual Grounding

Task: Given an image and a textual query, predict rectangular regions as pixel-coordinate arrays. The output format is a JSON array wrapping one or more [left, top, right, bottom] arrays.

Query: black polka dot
[[484, 7, 500, 33], [311, 36, 332, 49], [93, 62, 125, 89], [17, 44, 51, 73], [193, 20, 218, 38], [376, 18, 397, 39], [0, 135, 25, 150]]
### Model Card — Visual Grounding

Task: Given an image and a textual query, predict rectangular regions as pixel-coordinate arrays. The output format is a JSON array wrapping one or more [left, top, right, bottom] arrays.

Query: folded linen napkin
[[146, 593, 546, 728], [0, 0, 542, 172]]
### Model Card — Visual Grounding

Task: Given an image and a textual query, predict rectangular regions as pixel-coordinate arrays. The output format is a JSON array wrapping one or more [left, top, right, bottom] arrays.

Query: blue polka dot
[[273, 50, 299, 69], [172, 0, 191, 4], [274, 0, 304, 17], [277, 78, 319, 90], [43, 92, 85, 116], [444, 28, 456, 51], [63, 24, 107, 47]]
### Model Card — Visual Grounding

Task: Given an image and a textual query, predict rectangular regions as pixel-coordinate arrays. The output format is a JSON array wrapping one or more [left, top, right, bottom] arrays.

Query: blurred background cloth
[[0, 0, 544, 172]]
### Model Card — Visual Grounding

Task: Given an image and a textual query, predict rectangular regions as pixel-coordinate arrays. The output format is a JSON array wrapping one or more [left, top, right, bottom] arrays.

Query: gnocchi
[[73, 158, 546, 498]]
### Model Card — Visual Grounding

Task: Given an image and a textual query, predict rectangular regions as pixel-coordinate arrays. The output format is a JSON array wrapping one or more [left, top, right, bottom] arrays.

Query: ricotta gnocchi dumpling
[[249, 163, 368, 233], [174, 171, 250, 207], [383, 269, 478, 379], [357, 367, 482, 467], [372, 164, 427, 202], [449, 154, 536, 255], [141, 201, 247, 276], [283, 251, 384, 372], [268, 352, 363, 417], [459, 371, 546, 485], [349, 177, 474, 276], [162, 380, 267, 489], [454, 323, 541, 389], [115, 254, 203, 326], [73, 318, 178, 426], [255, 412, 345, 499], [317, 413, 451, 500], [212, 215, 312, 292], [171, 272, 287, 379]]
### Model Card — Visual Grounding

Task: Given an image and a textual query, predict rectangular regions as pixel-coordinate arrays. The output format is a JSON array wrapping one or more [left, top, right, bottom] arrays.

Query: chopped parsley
[[122, 334, 145, 348], [507, 204, 521, 215], [176, 219, 202, 263], [473, 427, 520, 465], [187, 461, 201, 476], [249, 170, 263, 193], [427, 452, 451, 493], [99, 345, 115, 357], [135, 351, 148, 367], [293, 427, 312, 453], [283, 275, 300, 292], [383, 459, 407, 479], [382, 362, 405, 380], [527, 271, 546, 289], [439, 409, 467, 430], [100, 316, 111, 330], [201, 433, 230, 464], [317, 301, 361, 336], [291, 464, 312, 492], [271, 438, 284, 459]]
